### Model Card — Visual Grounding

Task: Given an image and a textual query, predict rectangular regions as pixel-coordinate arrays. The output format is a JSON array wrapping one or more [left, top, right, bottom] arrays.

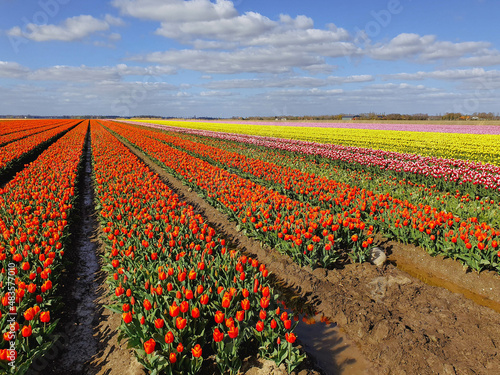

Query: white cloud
[[115, 0, 357, 75], [7, 15, 124, 42], [139, 47, 329, 74], [385, 68, 500, 91], [0, 62, 176, 82], [328, 75, 374, 84], [205, 77, 326, 90], [156, 11, 276, 42], [109, 33, 122, 41], [386, 68, 497, 81], [457, 51, 500, 67], [200, 90, 235, 97], [367, 83, 431, 92], [0, 61, 30, 78], [112, 0, 237, 22], [104, 14, 126, 27], [204, 75, 373, 90], [368, 33, 492, 62]]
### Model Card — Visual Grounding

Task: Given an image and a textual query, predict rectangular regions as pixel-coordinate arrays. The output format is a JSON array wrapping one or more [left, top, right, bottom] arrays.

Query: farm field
[[1, 119, 500, 375]]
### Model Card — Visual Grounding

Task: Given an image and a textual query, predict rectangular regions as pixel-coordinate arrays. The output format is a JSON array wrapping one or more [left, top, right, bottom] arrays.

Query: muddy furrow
[[109, 130, 500, 375], [25, 127, 99, 374]]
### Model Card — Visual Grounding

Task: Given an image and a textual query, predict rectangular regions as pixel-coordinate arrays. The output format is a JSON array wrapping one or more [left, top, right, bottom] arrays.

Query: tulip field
[[122, 119, 500, 272], [0, 120, 304, 375], [1, 118, 500, 374]]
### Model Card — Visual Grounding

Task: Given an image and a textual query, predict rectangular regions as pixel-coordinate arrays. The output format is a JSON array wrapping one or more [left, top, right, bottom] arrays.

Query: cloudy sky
[[1, 0, 499, 117]]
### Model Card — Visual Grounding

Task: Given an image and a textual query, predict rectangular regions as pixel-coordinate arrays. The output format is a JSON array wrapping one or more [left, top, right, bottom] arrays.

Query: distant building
[[342, 115, 360, 120]]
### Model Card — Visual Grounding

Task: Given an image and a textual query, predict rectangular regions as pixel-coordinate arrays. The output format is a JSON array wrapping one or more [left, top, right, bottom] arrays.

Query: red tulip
[[285, 332, 296, 343], [259, 309, 266, 320], [255, 321, 264, 332], [191, 307, 200, 319], [144, 338, 156, 354], [122, 312, 132, 324], [23, 308, 35, 321], [260, 297, 269, 309], [169, 302, 179, 317], [222, 295, 231, 309], [21, 325, 32, 337], [214, 310, 224, 324], [199, 294, 209, 305], [191, 344, 202, 358], [228, 326, 239, 339], [169, 352, 177, 363], [235, 310, 245, 322], [241, 299, 250, 311], [176, 317, 187, 330], [165, 331, 174, 344], [213, 328, 224, 342], [40, 311, 50, 323], [284, 319, 292, 330]]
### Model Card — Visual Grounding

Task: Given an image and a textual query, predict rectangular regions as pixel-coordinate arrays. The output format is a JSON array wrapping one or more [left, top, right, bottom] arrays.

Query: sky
[[0, 0, 499, 118]]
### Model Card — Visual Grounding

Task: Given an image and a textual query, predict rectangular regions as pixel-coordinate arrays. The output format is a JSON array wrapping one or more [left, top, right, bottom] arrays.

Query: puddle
[[273, 279, 370, 375], [38, 130, 100, 374], [394, 257, 500, 314]]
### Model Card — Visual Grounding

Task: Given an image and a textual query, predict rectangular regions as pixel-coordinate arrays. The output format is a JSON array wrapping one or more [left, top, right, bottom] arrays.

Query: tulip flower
[[40, 311, 50, 323], [122, 312, 132, 324], [255, 321, 264, 332], [144, 338, 156, 355], [21, 325, 32, 338], [191, 344, 202, 358], [228, 326, 239, 339], [169, 352, 177, 363], [213, 328, 224, 342], [165, 331, 174, 344], [176, 317, 187, 330]]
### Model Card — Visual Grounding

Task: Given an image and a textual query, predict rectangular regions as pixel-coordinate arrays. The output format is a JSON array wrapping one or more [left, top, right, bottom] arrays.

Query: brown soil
[[90, 258, 145, 375], [89, 133, 500, 375]]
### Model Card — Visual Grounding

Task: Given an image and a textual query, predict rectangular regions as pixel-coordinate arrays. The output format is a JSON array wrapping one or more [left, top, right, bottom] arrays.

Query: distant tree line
[[2, 112, 499, 121], [241, 112, 500, 121]]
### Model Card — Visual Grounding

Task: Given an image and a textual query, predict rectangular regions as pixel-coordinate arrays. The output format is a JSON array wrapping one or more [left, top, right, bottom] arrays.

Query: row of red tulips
[[0, 120, 80, 175], [128, 121, 500, 200], [133, 123, 500, 235], [0, 120, 71, 147], [91, 122, 305, 374], [108, 121, 500, 274], [0, 120, 67, 137], [144, 124, 500, 273], [103, 120, 373, 267], [0, 122, 88, 373]]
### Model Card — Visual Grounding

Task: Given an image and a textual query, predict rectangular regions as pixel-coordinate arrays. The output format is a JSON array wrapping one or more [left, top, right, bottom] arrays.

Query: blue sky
[[1, 0, 499, 117]]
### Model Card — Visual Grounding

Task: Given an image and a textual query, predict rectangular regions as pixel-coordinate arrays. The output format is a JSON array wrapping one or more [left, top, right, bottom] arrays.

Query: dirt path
[[113, 134, 500, 375]]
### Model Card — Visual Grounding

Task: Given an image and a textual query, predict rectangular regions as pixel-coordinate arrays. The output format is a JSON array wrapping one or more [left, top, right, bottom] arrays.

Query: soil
[[39, 128, 500, 375]]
